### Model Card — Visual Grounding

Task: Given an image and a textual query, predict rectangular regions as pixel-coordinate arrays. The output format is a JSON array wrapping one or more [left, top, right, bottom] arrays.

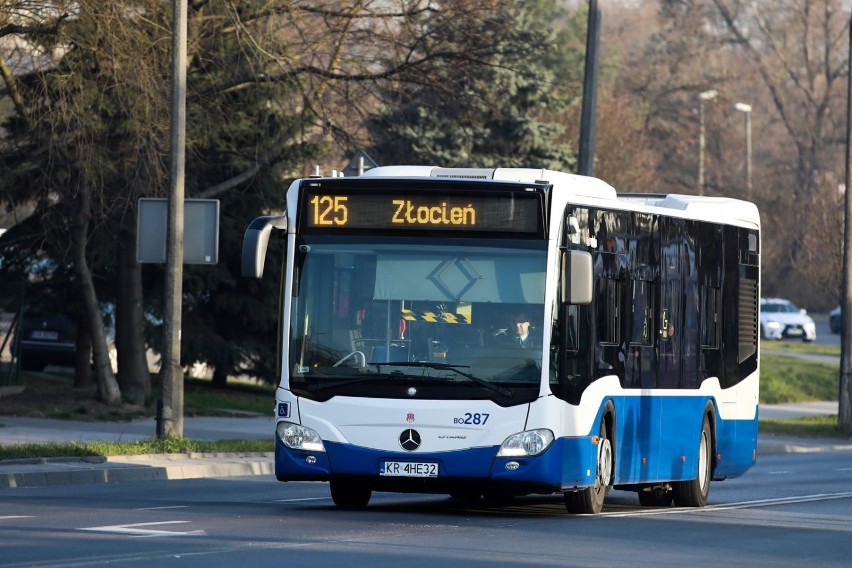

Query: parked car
[[15, 308, 117, 372], [17, 311, 77, 371], [830, 305, 841, 334], [760, 298, 816, 342]]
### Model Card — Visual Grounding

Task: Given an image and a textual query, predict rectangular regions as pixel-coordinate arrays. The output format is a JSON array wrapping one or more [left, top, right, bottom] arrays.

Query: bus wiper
[[382, 362, 513, 399], [305, 371, 429, 392]]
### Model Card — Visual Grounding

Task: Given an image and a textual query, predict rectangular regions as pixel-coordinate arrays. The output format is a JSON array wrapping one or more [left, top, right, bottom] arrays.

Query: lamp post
[[698, 89, 719, 195], [734, 102, 753, 201]]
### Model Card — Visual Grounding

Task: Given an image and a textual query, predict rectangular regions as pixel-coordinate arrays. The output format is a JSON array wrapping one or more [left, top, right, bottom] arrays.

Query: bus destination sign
[[301, 188, 542, 234]]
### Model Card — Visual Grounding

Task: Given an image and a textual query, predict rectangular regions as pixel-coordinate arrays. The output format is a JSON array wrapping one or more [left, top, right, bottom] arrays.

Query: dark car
[[16, 312, 77, 371], [830, 305, 841, 334]]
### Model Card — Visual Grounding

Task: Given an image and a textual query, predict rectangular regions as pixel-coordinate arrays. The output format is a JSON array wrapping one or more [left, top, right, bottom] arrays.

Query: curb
[[0, 452, 274, 489], [4, 437, 852, 490], [757, 435, 852, 455]]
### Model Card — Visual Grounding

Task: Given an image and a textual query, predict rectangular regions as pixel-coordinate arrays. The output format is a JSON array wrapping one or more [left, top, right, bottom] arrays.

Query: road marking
[[0, 516, 32, 520], [601, 492, 852, 518], [80, 521, 205, 538], [272, 497, 329, 503], [135, 506, 189, 510]]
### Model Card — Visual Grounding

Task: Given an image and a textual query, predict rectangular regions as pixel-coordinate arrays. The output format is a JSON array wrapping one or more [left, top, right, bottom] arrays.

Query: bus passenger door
[[659, 221, 684, 389]]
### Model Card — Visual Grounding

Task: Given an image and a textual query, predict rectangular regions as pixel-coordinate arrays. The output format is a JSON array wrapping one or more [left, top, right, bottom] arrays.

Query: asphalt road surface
[[810, 313, 839, 347], [2, 449, 851, 568]]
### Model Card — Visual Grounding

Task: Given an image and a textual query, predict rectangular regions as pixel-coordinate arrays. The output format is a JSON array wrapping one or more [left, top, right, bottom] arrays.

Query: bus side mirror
[[562, 250, 593, 305], [241, 215, 287, 278]]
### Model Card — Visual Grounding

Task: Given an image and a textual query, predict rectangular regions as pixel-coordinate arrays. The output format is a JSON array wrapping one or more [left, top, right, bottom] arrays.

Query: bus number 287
[[454, 413, 489, 425]]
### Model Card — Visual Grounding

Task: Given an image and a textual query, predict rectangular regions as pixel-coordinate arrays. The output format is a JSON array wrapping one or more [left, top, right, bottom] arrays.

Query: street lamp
[[698, 89, 719, 195], [734, 102, 753, 201]]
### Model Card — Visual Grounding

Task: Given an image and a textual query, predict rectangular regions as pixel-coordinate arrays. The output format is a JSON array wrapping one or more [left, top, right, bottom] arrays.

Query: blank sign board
[[137, 198, 219, 264]]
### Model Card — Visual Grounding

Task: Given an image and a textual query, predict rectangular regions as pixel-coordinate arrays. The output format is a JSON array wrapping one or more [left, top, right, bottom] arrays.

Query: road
[[810, 312, 839, 347], [2, 450, 851, 567]]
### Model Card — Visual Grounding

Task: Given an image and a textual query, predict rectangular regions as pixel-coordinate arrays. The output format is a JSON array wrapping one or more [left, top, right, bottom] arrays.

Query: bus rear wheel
[[565, 420, 612, 514], [329, 478, 372, 509], [672, 415, 712, 507]]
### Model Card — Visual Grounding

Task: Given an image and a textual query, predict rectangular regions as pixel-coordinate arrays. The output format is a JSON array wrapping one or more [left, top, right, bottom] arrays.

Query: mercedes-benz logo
[[399, 429, 421, 451]]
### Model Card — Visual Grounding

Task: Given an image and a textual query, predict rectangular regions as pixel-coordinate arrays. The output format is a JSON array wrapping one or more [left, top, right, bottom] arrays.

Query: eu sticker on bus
[[380, 461, 438, 478]]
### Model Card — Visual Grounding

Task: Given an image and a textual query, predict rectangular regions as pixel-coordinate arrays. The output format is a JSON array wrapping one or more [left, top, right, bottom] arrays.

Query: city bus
[[241, 166, 760, 514]]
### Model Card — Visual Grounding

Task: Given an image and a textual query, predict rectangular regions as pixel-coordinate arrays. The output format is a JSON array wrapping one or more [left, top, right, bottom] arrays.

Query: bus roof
[[356, 166, 760, 228]]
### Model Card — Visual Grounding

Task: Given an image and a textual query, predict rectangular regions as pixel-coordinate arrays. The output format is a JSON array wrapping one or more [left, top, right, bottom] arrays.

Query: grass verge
[[761, 340, 840, 356], [0, 437, 274, 461], [759, 354, 838, 404], [759, 414, 851, 439]]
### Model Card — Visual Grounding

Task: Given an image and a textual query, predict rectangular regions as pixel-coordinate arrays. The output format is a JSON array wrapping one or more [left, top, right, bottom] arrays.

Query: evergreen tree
[[367, 1, 576, 169]]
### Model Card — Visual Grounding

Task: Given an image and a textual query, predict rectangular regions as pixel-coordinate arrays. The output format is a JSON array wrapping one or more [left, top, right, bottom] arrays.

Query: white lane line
[[135, 506, 189, 511], [601, 492, 852, 518], [272, 497, 329, 503], [80, 521, 205, 538], [0, 516, 32, 520]]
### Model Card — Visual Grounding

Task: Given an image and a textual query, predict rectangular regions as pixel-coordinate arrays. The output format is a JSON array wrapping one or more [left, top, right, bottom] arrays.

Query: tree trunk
[[72, 183, 122, 405], [72, 313, 93, 389], [211, 365, 228, 388], [116, 209, 152, 405]]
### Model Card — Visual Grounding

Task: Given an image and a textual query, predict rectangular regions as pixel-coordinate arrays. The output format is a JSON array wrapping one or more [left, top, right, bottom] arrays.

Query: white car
[[760, 298, 816, 342]]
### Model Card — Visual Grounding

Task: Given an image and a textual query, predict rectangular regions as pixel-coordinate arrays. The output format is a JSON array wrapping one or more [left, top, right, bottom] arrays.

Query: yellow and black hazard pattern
[[401, 308, 471, 324]]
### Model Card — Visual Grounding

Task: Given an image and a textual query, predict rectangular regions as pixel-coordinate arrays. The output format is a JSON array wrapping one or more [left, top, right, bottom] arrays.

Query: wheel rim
[[698, 429, 709, 493], [598, 437, 612, 489]]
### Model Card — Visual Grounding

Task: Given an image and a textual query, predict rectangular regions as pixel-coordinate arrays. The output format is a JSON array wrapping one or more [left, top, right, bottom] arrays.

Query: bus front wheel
[[329, 478, 372, 509], [672, 415, 712, 507], [565, 420, 612, 514]]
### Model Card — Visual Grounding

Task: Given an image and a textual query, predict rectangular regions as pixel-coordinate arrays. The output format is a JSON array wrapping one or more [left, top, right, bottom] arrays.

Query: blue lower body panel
[[609, 395, 757, 484], [275, 436, 599, 495]]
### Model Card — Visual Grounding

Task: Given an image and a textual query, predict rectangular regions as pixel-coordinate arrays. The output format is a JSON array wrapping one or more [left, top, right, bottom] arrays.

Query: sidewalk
[[2, 406, 851, 489], [0, 414, 274, 489]]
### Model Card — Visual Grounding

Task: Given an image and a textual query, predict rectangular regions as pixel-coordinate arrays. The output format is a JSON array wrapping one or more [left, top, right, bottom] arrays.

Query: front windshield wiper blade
[[379, 362, 513, 399], [305, 370, 435, 392]]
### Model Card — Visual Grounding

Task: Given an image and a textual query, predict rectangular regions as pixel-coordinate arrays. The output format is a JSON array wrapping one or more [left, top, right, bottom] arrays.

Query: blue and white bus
[[242, 166, 760, 514]]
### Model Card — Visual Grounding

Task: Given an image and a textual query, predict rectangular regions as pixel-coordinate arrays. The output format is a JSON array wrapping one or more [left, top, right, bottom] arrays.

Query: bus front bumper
[[274, 436, 599, 494]]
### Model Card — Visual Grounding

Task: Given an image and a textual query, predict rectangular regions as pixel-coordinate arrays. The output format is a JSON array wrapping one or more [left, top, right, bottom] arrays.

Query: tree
[[1, 1, 172, 404], [366, 1, 574, 169], [704, 0, 850, 309], [4, 0, 591, 396]]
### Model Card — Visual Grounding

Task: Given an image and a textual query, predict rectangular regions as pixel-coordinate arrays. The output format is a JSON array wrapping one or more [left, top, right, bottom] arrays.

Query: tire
[[329, 478, 372, 509], [565, 418, 612, 514], [638, 487, 673, 507], [672, 415, 712, 508], [20, 353, 45, 372]]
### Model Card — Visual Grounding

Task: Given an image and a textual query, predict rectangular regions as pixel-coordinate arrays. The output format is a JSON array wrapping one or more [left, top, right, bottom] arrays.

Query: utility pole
[[839, 14, 852, 431], [577, 0, 600, 177], [157, 0, 187, 439]]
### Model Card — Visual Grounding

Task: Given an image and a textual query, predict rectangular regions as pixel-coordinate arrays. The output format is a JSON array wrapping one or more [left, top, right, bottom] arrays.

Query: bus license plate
[[380, 461, 438, 478]]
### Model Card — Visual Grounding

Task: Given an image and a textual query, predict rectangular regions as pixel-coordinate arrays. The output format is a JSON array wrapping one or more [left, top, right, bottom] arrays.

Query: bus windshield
[[288, 235, 547, 402]]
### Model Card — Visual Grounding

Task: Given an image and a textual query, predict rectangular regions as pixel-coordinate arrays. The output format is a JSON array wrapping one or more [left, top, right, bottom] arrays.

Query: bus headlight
[[497, 429, 554, 457], [276, 422, 326, 452]]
